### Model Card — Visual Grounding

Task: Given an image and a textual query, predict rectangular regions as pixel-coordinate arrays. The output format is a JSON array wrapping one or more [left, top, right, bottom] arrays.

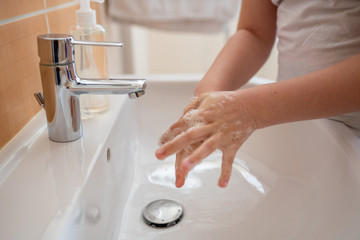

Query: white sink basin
[[1, 75, 360, 240]]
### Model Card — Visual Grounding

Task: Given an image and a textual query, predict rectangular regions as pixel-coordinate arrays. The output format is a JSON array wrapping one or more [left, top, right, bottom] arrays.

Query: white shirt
[[271, 0, 360, 136]]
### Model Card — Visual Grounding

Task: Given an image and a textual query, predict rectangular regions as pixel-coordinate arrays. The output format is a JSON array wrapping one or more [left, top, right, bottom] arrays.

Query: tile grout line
[[0, 1, 78, 26], [43, 0, 50, 33]]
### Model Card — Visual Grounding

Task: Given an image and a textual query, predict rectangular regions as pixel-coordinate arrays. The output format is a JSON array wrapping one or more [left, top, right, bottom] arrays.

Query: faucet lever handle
[[37, 34, 124, 65], [71, 40, 124, 48], [34, 92, 45, 108]]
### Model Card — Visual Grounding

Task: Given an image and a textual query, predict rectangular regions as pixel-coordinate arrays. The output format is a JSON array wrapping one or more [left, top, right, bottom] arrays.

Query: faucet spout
[[35, 33, 147, 142], [69, 78, 146, 96]]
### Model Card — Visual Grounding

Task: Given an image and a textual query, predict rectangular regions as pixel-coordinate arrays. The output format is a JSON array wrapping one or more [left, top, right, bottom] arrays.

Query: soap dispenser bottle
[[70, 0, 109, 119]]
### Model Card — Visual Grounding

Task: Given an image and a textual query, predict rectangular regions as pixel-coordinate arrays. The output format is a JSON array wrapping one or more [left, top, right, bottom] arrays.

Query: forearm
[[194, 30, 274, 96], [194, 0, 277, 96], [239, 54, 360, 129]]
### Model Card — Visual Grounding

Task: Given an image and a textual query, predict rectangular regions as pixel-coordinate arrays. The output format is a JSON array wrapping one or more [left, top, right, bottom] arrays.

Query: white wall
[[106, 12, 278, 81], [133, 26, 227, 74]]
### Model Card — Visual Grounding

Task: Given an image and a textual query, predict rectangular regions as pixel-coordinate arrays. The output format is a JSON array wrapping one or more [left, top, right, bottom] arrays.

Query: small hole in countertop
[[107, 148, 111, 163]]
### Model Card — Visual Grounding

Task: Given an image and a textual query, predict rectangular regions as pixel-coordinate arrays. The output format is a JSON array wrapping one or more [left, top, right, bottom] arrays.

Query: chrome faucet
[[34, 33, 146, 142]]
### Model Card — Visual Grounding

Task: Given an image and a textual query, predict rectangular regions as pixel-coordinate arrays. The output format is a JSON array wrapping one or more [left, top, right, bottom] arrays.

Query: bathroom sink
[[0, 74, 360, 240]]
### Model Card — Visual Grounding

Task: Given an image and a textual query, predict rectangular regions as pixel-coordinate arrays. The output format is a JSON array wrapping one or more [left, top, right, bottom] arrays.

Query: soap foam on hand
[[156, 91, 258, 188], [157, 92, 241, 150], [158, 109, 206, 147]]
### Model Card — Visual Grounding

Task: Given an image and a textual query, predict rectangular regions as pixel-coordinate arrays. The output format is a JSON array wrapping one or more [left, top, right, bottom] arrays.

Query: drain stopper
[[142, 199, 183, 228]]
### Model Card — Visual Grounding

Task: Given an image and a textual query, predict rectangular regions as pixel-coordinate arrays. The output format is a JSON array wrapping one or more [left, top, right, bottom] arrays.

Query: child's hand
[[156, 91, 257, 188]]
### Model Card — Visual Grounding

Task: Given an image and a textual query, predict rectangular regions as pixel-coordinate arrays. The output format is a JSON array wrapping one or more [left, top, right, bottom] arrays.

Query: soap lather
[[34, 33, 146, 142]]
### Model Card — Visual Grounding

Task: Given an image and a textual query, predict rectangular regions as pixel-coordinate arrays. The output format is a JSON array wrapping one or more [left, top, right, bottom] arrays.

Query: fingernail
[[175, 177, 185, 188], [155, 148, 165, 159], [219, 178, 229, 188]]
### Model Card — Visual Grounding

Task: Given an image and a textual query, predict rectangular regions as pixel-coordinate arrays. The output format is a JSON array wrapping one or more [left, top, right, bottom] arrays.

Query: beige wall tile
[[0, 0, 76, 21], [0, 14, 48, 148], [46, 0, 75, 8], [0, 3, 78, 149], [0, 0, 44, 20], [47, 4, 77, 33]]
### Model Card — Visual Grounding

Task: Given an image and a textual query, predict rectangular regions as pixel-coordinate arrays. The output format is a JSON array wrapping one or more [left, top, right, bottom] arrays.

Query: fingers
[[176, 135, 236, 189], [180, 135, 219, 172], [175, 151, 187, 188], [156, 125, 212, 160], [158, 106, 204, 146], [169, 135, 238, 189], [175, 145, 237, 188], [181, 96, 201, 117], [168, 118, 186, 132], [218, 149, 237, 188], [173, 136, 219, 188], [158, 119, 186, 146], [159, 96, 207, 147]]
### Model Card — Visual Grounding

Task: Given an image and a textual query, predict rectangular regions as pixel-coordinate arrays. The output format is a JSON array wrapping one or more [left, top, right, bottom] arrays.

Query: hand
[[156, 91, 257, 188]]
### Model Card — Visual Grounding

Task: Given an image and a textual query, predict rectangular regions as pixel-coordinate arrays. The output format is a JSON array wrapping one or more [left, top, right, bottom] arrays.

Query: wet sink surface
[[112, 78, 360, 240], [1, 76, 360, 240]]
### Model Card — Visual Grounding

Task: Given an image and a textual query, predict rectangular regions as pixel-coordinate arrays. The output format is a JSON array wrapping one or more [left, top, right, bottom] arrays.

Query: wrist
[[233, 88, 269, 131], [231, 90, 258, 132]]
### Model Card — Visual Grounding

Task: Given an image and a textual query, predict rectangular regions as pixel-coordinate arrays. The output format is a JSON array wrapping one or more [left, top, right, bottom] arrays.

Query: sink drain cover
[[143, 199, 183, 228]]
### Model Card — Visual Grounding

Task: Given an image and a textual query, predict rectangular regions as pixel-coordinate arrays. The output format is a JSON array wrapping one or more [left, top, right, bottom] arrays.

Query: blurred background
[[103, 1, 278, 79], [0, 0, 278, 149]]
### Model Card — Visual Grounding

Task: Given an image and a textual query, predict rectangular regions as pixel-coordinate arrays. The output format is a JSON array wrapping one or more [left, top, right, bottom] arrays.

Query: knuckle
[[181, 132, 193, 143]]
